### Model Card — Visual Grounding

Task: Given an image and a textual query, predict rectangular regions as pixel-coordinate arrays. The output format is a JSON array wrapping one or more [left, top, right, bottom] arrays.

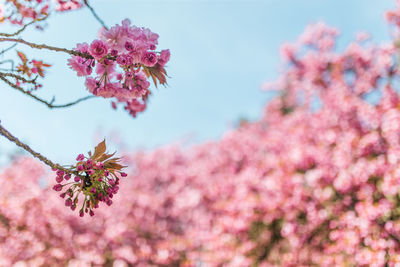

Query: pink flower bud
[[110, 49, 118, 57], [53, 184, 63, 191], [65, 198, 72, 207], [96, 162, 104, 169], [55, 176, 63, 183], [76, 154, 85, 161]]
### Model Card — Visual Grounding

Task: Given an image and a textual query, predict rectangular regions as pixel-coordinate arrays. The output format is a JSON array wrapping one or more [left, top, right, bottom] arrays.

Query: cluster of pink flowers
[[52, 140, 127, 217], [68, 19, 170, 118], [54, 0, 82, 11], [1, 0, 82, 25]]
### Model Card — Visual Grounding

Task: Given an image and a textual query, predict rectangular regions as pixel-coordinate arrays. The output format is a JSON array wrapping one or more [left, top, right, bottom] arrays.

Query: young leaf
[[92, 139, 106, 160], [97, 152, 116, 162], [16, 51, 28, 64], [143, 65, 168, 88]]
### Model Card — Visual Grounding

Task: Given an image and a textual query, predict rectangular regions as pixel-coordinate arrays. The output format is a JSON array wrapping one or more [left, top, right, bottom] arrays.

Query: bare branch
[[50, 95, 95, 108], [0, 59, 14, 71], [0, 15, 49, 37], [0, 122, 74, 174], [0, 43, 17, 55], [0, 37, 93, 59], [83, 0, 109, 30], [0, 72, 38, 84], [0, 76, 95, 109]]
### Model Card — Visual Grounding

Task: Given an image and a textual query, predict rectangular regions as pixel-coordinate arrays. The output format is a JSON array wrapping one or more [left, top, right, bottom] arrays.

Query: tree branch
[[0, 60, 14, 71], [0, 122, 73, 174], [0, 72, 38, 84], [0, 15, 49, 37], [0, 76, 95, 109], [49, 95, 95, 108], [83, 0, 109, 30], [0, 37, 93, 59]]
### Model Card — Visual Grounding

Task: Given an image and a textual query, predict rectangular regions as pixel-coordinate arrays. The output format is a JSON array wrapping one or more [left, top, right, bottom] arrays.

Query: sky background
[[0, 0, 396, 165]]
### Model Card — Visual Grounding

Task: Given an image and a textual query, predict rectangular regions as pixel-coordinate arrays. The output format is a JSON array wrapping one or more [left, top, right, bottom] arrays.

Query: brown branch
[[0, 59, 14, 71], [0, 76, 94, 109], [49, 95, 95, 108], [0, 72, 38, 84], [83, 0, 108, 30], [0, 37, 93, 59], [0, 122, 73, 174], [0, 15, 49, 37]]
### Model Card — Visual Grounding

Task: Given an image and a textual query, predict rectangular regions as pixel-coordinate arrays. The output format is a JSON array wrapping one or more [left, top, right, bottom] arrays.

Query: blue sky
[[0, 0, 395, 165]]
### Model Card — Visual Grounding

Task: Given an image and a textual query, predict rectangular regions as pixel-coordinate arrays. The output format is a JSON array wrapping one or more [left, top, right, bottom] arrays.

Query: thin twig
[[0, 68, 17, 72], [50, 95, 95, 108], [83, 0, 108, 30], [0, 15, 49, 37], [0, 37, 93, 59], [0, 43, 17, 55], [0, 122, 72, 174], [0, 72, 37, 84], [0, 76, 94, 108], [0, 59, 14, 71]]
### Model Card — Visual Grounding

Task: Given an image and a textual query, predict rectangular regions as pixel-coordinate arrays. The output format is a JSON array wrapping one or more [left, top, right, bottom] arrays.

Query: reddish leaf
[[91, 139, 106, 160], [17, 51, 28, 64]]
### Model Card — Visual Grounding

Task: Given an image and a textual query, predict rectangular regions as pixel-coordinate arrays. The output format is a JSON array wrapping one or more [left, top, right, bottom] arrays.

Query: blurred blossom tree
[[0, 0, 170, 217], [4, 1, 400, 267]]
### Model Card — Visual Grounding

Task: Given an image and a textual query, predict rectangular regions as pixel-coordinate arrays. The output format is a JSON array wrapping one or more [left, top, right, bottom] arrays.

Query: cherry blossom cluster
[[68, 19, 170, 117], [1, 0, 82, 25], [52, 140, 127, 217], [14, 51, 51, 90]]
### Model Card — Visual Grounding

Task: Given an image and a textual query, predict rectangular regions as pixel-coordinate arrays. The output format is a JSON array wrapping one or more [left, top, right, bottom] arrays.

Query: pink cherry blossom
[[67, 20, 170, 118], [88, 40, 108, 60]]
